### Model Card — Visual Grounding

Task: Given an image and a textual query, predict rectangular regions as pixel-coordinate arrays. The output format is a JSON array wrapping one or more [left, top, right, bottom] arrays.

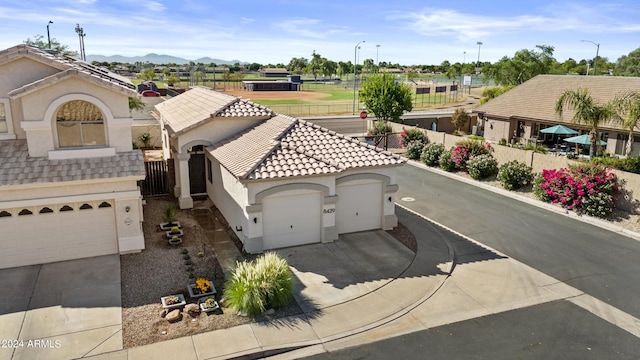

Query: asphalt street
[[301, 164, 640, 359], [395, 164, 640, 320], [305, 300, 640, 360]]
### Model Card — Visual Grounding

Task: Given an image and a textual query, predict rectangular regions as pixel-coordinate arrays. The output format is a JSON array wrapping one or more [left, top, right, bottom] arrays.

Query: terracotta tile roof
[[209, 115, 405, 181], [156, 86, 273, 136], [474, 75, 640, 130], [0, 140, 145, 186]]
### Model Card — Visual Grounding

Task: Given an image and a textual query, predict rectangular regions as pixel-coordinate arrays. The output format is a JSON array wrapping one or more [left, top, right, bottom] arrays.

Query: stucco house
[[475, 75, 640, 156], [0, 45, 146, 269], [156, 87, 404, 253]]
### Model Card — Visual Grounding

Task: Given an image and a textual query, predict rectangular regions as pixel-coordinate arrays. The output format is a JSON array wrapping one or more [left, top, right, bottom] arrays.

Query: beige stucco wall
[[0, 57, 59, 95], [403, 122, 640, 212], [176, 118, 264, 153]]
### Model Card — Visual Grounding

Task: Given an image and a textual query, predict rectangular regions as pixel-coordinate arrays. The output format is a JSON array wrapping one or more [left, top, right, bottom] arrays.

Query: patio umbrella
[[540, 125, 579, 135], [563, 134, 607, 146]]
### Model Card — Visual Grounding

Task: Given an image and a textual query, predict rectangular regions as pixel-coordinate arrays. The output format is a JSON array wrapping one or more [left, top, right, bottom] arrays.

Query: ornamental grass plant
[[223, 252, 293, 316]]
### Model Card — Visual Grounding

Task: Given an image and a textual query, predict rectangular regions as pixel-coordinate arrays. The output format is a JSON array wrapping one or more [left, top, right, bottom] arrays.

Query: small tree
[[451, 108, 470, 133], [613, 90, 640, 156], [128, 97, 145, 112], [359, 73, 413, 123], [140, 68, 156, 81]]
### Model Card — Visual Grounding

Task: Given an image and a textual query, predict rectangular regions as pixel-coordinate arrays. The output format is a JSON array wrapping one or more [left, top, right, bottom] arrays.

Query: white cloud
[[275, 18, 325, 39]]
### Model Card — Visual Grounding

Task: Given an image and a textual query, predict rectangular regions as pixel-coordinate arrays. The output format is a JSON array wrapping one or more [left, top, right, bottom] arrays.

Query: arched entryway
[[188, 145, 206, 194]]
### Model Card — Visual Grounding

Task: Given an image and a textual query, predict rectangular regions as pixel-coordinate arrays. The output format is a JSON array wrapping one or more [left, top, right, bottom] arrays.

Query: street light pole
[[75, 24, 86, 61], [353, 40, 365, 115], [46, 21, 53, 49], [476, 41, 483, 74], [376, 44, 381, 67], [581, 40, 600, 76]]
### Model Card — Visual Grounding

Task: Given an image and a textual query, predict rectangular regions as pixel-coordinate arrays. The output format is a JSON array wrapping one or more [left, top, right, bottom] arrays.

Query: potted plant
[[198, 296, 219, 313], [159, 203, 181, 230], [165, 225, 183, 238], [188, 277, 216, 298], [139, 132, 152, 149], [168, 235, 182, 245], [160, 294, 186, 309]]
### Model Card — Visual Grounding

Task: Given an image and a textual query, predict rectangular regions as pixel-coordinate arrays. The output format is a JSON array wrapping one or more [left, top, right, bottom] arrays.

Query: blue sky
[[1, 0, 639, 65]]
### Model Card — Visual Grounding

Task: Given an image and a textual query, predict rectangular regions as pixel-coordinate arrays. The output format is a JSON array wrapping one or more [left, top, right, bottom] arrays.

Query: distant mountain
[[85, 53, 244, 65]]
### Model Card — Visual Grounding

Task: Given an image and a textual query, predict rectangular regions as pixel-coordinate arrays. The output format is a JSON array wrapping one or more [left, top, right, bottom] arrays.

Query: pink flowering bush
[[400, 127, 428, 147], [533, 163, 619, 218], [451, 140, 493, 171]]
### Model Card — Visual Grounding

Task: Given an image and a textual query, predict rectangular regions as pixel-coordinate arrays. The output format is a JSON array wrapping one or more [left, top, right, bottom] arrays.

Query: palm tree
[[613, 90, 640, 156], [555, 87, 618, 157], [128, 97, 145, 112]]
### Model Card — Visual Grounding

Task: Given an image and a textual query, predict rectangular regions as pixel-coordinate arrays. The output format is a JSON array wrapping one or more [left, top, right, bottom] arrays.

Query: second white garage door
[[262, 191, 322, 250], [336, 180, 383, 234]]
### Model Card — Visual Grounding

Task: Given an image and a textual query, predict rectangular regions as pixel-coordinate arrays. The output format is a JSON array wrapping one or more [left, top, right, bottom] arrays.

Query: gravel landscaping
[[120, 197, 303, 349], [121, 197, 418, 349]]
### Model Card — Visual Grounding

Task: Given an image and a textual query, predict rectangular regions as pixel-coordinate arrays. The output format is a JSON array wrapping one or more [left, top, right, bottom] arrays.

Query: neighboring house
[[0, 44, 146, 269], [474, 75, 640, 156], [156, 86, 404, 253]]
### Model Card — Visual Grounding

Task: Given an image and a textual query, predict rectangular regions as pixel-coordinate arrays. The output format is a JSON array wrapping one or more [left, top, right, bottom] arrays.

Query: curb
[[407, 159, 640, 243]]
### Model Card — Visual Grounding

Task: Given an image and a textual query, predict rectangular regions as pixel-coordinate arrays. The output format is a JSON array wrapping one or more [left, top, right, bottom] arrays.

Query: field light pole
[[476, 41, 483, 74], [46, 21, 53, 49], [353, 40, 365, 115], [581, 40, 600, 76]]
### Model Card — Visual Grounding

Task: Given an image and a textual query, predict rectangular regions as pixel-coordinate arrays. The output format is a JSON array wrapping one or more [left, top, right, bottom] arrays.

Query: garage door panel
[[336, 181, 382, 234], [0, 206, 117, 269], [263, 192, 322, 250]]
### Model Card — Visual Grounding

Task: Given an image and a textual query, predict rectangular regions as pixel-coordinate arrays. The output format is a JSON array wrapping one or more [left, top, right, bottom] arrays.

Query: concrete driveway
[[276, 230, 416, 313], [0, 255, 122, 360]]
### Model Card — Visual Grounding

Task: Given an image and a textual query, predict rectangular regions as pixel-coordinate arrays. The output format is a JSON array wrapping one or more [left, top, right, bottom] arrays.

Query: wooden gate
[[140, 160, 169, 196]]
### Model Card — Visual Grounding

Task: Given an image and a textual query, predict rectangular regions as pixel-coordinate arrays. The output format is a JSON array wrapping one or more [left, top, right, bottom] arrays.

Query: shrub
[[498, 161, 534, 190], [498, 138, 508, 146], [467, 155, 499, 180], [421, 143, 445, 166], [533, 163, 619, 217], [468, 135, 484, 141], [401, 128, 428, 147], [368, 120, 393, 136], [451, 139, 493, 171], [223, 252, 293, 316], [593, 155, 640, 174], [405, 141, 425, 160], [439, 150, 456, 172]]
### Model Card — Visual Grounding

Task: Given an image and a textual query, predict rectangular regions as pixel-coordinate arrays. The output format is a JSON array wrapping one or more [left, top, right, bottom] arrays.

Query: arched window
[[56, 100, 106, 147], [39, 207, 54, 214], [60, 205, 74, 212], [79, 203, 93, 210], [98, 202, 112, 208], [18, 209, 33, 215], [0, 210, 11, 217]]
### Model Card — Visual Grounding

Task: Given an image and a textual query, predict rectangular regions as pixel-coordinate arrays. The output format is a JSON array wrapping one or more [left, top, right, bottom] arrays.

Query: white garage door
[[336, 181, 383, 234], [0, 203, 118, 269], [262, 192, 322, 250]]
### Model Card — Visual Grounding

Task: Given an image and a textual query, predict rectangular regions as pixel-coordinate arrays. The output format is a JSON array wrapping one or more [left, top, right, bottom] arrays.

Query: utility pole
[[75, 24, 86, 61]]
